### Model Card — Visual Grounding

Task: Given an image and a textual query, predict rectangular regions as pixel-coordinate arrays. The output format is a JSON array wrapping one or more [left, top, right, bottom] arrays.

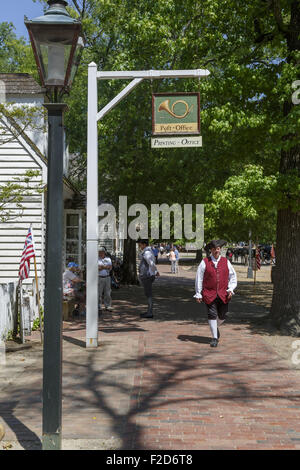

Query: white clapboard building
[[0, 73, 86, 298]]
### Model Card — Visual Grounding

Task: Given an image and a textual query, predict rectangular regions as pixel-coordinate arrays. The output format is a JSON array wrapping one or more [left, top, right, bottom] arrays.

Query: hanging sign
[[151, 136, 202, 148], [152, 92, 200, 136]]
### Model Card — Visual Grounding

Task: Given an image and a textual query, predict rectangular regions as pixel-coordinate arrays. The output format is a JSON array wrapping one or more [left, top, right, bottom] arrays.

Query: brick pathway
[[0, 261, 300, 450]]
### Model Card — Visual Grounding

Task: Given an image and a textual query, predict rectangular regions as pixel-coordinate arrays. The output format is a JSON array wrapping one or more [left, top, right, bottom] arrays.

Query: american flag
[[19, 227, 35, 281], [256, 247, 261, 270]]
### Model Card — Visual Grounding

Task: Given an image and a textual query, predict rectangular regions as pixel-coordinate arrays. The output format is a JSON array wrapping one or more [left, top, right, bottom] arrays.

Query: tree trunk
[[269, 2, 300, 335], [270, 207, 300, 335], [122, 238, 139, 285]]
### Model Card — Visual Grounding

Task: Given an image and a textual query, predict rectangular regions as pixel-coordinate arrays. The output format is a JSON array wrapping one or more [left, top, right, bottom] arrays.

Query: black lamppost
[[25, 0, 83, 450]]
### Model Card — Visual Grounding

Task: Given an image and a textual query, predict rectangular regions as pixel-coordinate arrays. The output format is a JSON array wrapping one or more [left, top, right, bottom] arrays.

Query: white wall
[[0, 121, 45, 284]]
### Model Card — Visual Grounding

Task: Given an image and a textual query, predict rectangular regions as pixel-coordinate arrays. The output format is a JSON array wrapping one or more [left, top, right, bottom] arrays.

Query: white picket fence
[[0, 281, 40, 341]]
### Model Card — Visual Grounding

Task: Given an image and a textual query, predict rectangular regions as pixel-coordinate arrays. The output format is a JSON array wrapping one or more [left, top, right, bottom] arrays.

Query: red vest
[[202, 256, 229, 304]]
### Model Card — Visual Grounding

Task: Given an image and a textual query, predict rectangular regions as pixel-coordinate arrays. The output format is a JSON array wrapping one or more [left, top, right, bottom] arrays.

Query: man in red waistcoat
[[194, 239, 237, 347]]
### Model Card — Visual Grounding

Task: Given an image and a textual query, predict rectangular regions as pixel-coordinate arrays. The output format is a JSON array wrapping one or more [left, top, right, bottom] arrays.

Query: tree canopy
[[0, 22, 37, 76], [1, 0, 300, 333], [58, 0, 299, 241]]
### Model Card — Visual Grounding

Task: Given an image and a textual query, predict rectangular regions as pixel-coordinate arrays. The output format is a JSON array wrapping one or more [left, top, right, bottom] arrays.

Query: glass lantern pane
[[40, 43, 71, 86], [48, 44, 65, 83], [69, 37, 84, 86], [28, 24, 78, 88], [40, 44, 49, 83]]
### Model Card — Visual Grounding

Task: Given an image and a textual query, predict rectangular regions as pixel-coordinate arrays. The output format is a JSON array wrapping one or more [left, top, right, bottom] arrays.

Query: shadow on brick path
[[0, 402, 42, 450], [1, 264, 300, 450]]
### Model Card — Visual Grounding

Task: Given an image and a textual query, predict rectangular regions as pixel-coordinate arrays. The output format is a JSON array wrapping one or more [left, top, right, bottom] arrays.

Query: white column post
[[86, 62, 99, 348]]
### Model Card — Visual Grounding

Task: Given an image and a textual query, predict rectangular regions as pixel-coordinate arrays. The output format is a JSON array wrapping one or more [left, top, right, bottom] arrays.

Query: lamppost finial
[[48, 0, 68, 6], [45, 1, 69, 17]]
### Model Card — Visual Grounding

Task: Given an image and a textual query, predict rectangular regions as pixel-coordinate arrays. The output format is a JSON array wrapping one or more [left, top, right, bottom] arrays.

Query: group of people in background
[[62, 247, 113, 318], [151, 243, 180, 273], [62, 238, 240, 350], [63, 262, 86, 316], [140, 238, 238, 349], [226, 244, 276, 265], [63, 247, 121, 318]]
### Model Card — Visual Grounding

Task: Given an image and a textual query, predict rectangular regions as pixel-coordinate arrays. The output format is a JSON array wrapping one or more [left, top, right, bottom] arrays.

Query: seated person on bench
[[63, 262, 85, 316]]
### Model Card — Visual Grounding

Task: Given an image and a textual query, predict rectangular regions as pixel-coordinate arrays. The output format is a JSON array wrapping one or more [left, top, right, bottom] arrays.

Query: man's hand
[[196, 297, 203, 303], [227, 291, 233, 300]]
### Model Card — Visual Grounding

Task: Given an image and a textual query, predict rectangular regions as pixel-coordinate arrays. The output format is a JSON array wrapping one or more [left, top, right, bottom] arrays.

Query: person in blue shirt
[[152, 245, 159, 264]]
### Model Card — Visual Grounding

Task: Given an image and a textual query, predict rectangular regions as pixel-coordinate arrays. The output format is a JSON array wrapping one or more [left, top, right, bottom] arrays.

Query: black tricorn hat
[[205, 239, 227, 251]]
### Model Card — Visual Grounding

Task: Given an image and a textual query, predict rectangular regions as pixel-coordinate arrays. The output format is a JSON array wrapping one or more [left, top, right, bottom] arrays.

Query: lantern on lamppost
[[25, 0, 83, 450], [25, 0, 83, 101]]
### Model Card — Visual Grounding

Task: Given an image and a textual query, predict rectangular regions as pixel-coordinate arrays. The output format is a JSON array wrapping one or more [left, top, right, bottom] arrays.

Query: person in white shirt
[[98, 247, 113, 313], [174, 246, 179, 273], [169, 248, 177, 273], [194, 239, 237, 347], [63, 262, 83, 297]]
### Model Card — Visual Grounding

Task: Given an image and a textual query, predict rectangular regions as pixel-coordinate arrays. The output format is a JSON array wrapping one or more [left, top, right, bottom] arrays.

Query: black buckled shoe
[[210, 338, 219, 347], [140, 312, 153, 318]]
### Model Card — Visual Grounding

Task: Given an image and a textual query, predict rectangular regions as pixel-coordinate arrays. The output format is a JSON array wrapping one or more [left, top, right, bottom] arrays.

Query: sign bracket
[[86, 63, 210, 348]]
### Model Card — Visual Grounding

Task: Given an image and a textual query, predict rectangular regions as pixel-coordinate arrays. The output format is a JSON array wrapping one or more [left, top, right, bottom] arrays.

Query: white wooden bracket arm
[[96, 69, 210, 80], [97, 78, 144, 121]]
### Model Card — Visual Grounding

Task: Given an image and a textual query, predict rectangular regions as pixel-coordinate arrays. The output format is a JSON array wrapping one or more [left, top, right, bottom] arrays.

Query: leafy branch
[[0, 170, 44, 223], [0, 103, 47, 147]]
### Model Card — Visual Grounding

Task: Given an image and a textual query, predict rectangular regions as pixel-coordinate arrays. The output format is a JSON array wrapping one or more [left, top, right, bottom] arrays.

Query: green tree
[[0, 22, 37, 75], [207, 165, 277, 243], [38, 0, 300, 333]]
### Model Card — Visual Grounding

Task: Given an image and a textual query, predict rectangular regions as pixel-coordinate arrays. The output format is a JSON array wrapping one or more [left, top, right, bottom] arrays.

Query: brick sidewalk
[[1, 263, 300, 450]]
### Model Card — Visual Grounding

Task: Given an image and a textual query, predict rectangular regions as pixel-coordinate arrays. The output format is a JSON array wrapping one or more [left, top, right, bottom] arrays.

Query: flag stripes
[[256, 247, 261, 271], [19, 227, 36, 281]]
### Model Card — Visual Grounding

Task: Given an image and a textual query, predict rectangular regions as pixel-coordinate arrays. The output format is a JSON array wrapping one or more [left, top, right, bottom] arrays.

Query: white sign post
[[86, 63, 210, 348]]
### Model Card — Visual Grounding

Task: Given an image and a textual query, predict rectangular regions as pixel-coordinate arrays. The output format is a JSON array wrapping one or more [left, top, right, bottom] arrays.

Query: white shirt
[[98, 256, 112, 277], [194, 255, 237, 299], [139, 247, 157, 278], [63, 269, 77, 289]]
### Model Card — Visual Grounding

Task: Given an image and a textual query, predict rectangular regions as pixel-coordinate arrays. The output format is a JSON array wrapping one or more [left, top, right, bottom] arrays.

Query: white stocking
[[208, 319, 218, 339]]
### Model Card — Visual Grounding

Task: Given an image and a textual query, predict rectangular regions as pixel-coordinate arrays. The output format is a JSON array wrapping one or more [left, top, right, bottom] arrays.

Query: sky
[[2, 0, 45, 40]]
